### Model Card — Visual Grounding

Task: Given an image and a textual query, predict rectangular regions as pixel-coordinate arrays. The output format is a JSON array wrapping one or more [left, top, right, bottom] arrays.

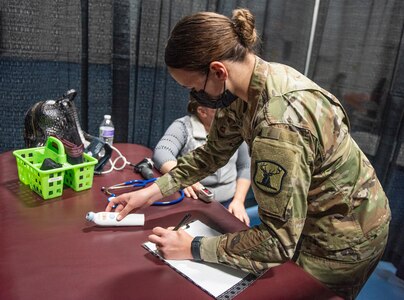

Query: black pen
[[173, 213, 192, 231]]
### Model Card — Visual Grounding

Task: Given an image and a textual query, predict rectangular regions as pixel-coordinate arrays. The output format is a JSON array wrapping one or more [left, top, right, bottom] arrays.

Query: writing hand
[[148, 226, 193, 260]]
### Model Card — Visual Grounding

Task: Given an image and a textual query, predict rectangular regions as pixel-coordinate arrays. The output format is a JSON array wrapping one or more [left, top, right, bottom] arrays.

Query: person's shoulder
[[171, 115, 190, 126], [265, 62, 322, 98], [256, 56, 300, 76], [267, 62, 305, 80]]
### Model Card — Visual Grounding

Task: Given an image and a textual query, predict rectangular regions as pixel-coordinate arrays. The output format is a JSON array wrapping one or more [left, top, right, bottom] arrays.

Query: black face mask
[[190, 70, 238, 109]]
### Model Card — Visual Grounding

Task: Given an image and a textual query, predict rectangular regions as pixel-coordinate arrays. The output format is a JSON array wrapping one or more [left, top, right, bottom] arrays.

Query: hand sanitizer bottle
[[86, 211, 144, 226]]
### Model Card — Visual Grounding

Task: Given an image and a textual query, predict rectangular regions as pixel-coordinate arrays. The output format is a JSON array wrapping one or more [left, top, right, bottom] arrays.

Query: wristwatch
[[191, 236, 203, 261]]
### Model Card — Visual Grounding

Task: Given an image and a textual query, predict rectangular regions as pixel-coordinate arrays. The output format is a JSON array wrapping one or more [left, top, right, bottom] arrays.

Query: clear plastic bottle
[[99, 114, 115, 145]]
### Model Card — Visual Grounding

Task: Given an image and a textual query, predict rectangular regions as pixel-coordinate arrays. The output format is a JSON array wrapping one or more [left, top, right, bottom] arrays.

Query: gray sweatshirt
[[153, 115, 250, 202]]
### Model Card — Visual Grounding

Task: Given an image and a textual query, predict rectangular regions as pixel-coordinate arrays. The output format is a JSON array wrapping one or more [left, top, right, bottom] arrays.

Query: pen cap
[[86, 211, 95, 222]]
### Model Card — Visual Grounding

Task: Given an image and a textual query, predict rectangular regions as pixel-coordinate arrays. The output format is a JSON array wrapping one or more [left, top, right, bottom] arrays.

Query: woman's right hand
[[105, 183, 163, 221]]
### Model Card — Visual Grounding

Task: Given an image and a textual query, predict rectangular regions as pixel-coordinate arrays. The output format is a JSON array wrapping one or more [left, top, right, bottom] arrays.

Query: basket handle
[[44, 136, 66, 158], [46, 136, 65, 155]]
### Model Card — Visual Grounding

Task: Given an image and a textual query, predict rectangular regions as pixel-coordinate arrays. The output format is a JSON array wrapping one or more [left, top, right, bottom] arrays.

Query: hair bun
[[231, 8, 258, 50], [187, 96, 200, 115]]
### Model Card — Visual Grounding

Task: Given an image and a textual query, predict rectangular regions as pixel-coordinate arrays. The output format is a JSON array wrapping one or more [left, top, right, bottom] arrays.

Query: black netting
[[1, 0, 404, 277]]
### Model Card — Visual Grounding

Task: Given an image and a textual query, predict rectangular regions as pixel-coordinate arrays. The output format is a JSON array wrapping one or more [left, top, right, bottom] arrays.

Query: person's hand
[[183, 182, 203, 199], [148, 227, 194, 260], [105, 183, 163, 221], [160, 161, 202, 200], [228, 200, 250, 226]]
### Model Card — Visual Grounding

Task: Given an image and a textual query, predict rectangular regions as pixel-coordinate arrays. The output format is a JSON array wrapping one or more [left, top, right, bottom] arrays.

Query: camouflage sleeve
[[156, 105, 245, 197], [199, 125, 315, 275]]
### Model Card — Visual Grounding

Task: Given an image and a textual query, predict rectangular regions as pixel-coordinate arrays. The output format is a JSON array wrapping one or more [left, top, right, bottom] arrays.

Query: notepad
[[142, 220, 258, 299]]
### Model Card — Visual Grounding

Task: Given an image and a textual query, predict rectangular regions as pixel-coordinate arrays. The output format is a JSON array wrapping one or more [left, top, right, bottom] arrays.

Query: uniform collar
[[247, 56, 270, 128], [190, 115, 207, 140]]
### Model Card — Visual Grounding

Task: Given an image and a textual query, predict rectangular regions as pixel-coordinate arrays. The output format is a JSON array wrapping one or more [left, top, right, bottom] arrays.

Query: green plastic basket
[[13, 136, 98, 199], [64, 154, 98, 192]]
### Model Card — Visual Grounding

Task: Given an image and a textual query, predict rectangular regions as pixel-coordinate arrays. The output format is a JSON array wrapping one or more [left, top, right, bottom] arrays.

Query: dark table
[[0, 143, 341, 300]]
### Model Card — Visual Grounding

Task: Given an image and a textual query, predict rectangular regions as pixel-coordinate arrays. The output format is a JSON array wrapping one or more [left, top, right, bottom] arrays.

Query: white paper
[[143, 220, 250, 298]]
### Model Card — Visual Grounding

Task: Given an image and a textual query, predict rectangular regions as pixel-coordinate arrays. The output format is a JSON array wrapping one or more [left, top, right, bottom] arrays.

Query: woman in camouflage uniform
[[106, 8, 390, 299]]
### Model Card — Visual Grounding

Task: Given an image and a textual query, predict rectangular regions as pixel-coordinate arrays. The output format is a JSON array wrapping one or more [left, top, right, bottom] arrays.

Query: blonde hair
[[165, 8, 259, 72]]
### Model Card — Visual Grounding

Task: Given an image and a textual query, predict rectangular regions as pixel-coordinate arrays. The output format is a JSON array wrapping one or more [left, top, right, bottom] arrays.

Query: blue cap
[[86, 211, 95, 222]]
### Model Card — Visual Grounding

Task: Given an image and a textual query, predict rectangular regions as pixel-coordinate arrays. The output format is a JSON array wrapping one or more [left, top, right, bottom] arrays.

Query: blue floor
[[246, 206, 404, 299], [357, 261, 404, 300]]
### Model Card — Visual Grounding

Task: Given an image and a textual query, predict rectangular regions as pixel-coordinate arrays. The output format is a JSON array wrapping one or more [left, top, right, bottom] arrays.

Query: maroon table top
[[0, 143, 341, 300]]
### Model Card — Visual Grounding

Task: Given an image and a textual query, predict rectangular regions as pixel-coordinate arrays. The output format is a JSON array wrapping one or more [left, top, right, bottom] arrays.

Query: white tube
[[86, 211, 145, 226]]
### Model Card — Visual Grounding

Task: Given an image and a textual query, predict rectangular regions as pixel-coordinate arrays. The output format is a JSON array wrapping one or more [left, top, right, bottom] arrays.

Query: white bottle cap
[[104, 115, 111, 119], [86, 211, 95, 222]]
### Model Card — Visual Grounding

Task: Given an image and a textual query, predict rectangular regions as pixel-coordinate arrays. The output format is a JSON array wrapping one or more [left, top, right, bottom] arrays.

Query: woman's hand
[[105, 183, 163, 221], [160, 161, 202, 200], [228, 200, 250, 226], [148, 227, 194, 260], [183, 182, 204, 199]]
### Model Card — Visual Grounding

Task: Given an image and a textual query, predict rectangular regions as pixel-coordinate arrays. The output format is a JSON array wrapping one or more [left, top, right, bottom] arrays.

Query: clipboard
[[142, 220, 258, 299]]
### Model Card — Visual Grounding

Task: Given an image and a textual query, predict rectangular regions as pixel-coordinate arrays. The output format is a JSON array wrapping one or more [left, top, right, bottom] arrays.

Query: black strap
[[191, 236, 203, 261]]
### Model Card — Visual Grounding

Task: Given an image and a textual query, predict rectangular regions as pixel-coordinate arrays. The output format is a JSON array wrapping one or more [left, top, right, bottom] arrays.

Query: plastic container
[[99, 114, 114, 145], [13, 136, 98, 200], [86, 211, 145, 226]]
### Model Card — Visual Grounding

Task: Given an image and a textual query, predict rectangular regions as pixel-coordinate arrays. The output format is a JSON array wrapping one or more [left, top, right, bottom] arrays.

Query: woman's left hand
[[228, 200, 250, 226]]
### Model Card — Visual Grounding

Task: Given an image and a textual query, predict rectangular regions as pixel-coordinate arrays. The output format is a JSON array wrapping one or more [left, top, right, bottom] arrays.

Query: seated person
[[153, 98, 251, 225]]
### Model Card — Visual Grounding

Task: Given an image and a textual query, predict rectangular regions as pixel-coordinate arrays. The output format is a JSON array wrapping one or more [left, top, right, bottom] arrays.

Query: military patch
[[254, 160, 287, 194]]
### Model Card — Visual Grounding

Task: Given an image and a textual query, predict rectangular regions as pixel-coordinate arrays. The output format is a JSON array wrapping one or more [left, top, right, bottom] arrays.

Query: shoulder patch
[[254, 160, 287, 194]]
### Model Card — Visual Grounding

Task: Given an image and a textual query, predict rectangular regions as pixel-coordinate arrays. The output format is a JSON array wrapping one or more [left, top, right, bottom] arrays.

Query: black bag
[[23, 89, 112, 173]]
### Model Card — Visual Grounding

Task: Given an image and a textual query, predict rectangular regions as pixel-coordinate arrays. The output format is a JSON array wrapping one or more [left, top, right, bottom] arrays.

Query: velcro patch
[[254, 161, 287, 194]]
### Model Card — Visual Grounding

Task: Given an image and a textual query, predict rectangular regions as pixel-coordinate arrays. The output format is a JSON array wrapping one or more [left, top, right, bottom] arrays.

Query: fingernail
[[117, 215, 122, 221]]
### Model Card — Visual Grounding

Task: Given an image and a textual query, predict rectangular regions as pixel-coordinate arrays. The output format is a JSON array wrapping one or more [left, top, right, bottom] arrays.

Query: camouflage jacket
[[156, 56, 391, 275]]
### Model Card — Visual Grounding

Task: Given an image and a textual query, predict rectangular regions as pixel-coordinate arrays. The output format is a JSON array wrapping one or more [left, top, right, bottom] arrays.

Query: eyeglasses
[[190, 69, 209, 93], [190, 68, 224, 102], [188, 67, 236, 109]]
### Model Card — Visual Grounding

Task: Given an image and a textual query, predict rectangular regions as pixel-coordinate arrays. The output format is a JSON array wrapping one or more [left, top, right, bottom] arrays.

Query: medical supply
[[86, 211, 144, 226], [13, 136, 97, 200], [40, 158, 63, 171], [197, 186, 214, 203], [61, 137, 84, 165], [99, 115, 115, 145], [131, 157, 154, 179], [102, 178, 185, 206]]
